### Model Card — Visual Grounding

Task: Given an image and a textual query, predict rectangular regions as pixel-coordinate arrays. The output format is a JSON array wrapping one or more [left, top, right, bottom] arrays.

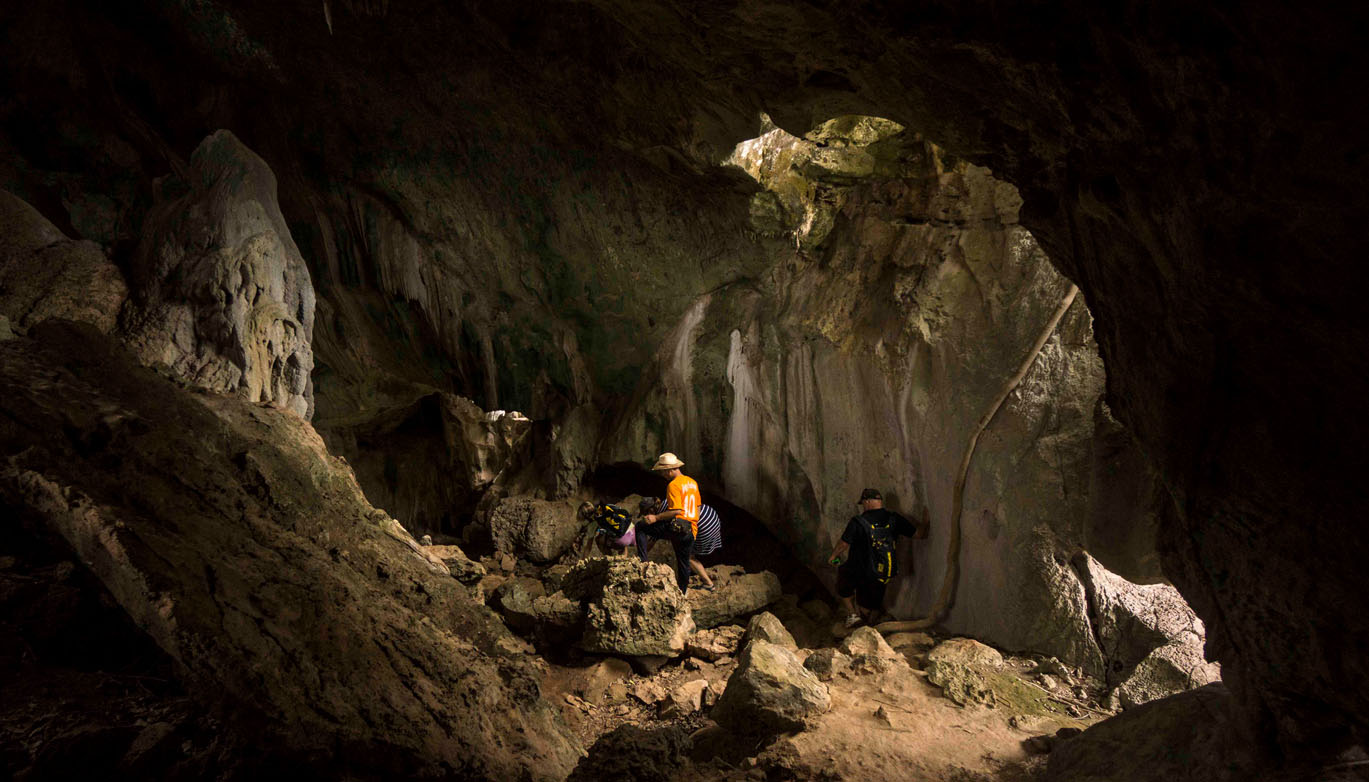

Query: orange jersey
[[666, 474, 701, 537]]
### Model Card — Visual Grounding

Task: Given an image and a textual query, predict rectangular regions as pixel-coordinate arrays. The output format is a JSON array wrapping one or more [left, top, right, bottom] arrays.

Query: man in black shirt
[[828, 488, 927, 628]]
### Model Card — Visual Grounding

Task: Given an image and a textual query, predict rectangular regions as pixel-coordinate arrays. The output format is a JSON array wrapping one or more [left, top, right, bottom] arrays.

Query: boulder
[[925, 638, 1006, 706], [491, 577, 546, 633], [839, 627, 898, 659], [1071, 552, 1220, 705], [1047, 684, 1259, 782], [886, 632, 935, 653], [685, 624, 745, 662], [659, 679, 709, 718], [426, 544, 486, 585], [802, 648, 851, 682], [568, 724, 690, 782], [576, 657, 634, 705], [711, 640, 831, 735], [744, 612, 797, 650], [120, 131, 315, 418], [531, 592, 585, 646], [488, 496, 580, 563], [1114, 642, 1223, 709], [564, 558, 694, 657], [687, 567, 781, 629], [0, 190, 128, 334]]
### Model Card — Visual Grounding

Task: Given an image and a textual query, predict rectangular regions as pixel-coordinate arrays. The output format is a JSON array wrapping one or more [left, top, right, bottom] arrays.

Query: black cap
[[857, 488, 882, 503]]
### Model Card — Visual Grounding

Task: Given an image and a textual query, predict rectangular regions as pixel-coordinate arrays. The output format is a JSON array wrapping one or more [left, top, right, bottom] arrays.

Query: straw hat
[[651, 452, 685, 471]]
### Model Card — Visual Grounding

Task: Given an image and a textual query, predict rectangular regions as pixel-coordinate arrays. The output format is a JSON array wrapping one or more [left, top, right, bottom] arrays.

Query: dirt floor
[[540, 608, 1103, 782]]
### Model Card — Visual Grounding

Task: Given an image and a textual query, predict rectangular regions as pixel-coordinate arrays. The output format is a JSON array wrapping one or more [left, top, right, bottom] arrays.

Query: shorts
[[835, 565, 888, 611]]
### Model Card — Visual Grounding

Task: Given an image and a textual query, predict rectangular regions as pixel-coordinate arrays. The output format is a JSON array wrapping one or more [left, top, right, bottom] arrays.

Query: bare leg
[[840, 594, 858, 617], [689, 557, 714, 587]]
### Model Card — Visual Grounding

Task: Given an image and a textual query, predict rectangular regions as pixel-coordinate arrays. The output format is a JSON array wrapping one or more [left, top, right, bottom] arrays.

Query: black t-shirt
[[840, 508, 917, 579]]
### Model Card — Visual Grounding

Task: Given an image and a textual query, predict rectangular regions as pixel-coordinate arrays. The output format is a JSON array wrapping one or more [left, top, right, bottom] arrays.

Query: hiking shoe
[[701, 583, 716, 592], [843, 613, 863, 628]]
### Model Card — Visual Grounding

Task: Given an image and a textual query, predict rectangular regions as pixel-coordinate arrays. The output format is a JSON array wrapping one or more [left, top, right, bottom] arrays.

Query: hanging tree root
[[876, 283, 1081, 635]]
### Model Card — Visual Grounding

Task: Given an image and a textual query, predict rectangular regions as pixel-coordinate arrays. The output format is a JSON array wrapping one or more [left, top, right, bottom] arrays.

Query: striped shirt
[[694, 504, 722, 556]]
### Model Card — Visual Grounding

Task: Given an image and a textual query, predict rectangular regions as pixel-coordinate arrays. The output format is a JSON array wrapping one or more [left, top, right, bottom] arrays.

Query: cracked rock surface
[[0, 321, 579, 780]]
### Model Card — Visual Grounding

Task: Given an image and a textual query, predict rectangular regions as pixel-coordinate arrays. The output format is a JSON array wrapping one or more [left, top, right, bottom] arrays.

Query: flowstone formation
[[121, 131, 315, 419]]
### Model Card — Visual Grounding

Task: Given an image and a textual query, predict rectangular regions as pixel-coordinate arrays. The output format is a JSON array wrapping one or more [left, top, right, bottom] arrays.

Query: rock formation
[[0, 190, 128, 334], [317, 392, 533, 536], [489, 496, 582, 564], [120, 131, 315, 418], [0, 322, 578, 779], [712, 639, 832, 736], [1072, 552, 1220, 707], [1047, 684, 1253, 782], [562, 558, 695, 657], [593, 118, 1121, 677]]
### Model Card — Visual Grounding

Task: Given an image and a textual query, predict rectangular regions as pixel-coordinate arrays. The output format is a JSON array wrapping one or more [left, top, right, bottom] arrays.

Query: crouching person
[[577, 501, 636, 558]]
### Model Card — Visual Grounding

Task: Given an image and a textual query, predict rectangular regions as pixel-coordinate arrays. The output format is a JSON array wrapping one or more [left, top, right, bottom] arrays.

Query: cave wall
[[602, 120, 1119, 671], [0, 0, 1364, 760]]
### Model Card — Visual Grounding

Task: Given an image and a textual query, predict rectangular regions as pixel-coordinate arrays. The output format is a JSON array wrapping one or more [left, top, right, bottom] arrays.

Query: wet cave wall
[[0, 0, 1365, 766]]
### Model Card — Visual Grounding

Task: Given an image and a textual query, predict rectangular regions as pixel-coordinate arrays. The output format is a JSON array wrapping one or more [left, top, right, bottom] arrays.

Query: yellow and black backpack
[[862, 511, 898, 584], [595, 504, 633, 538]]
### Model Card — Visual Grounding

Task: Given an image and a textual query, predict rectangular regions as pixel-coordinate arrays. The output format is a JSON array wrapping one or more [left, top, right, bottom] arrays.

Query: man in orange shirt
[[640, 452, 713, 593]]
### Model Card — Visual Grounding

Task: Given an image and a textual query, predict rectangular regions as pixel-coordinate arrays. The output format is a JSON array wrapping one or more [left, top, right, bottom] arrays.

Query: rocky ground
[[453, 499, 1149, 782], [539, 595, 1104, 781], [0, 134, 1239, 780]]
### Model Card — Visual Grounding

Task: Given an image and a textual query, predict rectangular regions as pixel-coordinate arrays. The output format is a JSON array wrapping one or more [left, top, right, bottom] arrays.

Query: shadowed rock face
[[0, 322, 580, 780], [0, 190, 128, 335], [1, 0, 1365, 762]]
